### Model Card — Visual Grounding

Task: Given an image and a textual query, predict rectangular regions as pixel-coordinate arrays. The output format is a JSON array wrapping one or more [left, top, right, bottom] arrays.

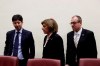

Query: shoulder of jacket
[[67, 31, 73, 35], [83, 29, 93, 34]]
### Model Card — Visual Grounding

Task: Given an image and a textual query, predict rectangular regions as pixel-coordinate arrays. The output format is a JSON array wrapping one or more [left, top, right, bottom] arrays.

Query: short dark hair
[[12, 14, 23, 22]]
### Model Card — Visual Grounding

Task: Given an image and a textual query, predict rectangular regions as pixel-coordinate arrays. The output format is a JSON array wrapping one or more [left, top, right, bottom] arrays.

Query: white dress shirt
[[74, 28, 82, 48]]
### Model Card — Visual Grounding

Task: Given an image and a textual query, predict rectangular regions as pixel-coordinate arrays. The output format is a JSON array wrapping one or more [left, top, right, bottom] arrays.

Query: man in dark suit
[[66, 15, 97, 66], [41, 18, 65, 66], [4, 14, 35, 66]]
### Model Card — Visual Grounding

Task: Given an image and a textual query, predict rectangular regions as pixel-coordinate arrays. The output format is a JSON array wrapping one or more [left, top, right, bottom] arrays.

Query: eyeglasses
[[70, 22, 79, 24]]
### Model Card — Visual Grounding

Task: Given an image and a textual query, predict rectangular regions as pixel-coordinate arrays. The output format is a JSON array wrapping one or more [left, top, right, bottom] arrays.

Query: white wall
[[0, 0, 100, 58]]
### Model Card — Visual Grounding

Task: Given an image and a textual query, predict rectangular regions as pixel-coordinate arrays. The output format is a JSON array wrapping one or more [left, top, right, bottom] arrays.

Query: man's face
[[13, 20, 23, 31], [70, 16, 82, 32]]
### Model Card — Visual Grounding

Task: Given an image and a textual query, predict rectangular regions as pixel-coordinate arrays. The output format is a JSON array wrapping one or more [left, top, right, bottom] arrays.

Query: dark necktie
[[13, 32, 20, 56]]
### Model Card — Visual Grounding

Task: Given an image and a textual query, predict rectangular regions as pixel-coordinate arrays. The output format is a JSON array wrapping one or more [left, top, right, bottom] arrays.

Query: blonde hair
[[41, 18, 58, 33]]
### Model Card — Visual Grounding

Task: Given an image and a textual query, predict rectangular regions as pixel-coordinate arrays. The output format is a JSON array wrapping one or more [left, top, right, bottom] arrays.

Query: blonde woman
[[41, 18, 65, 66]]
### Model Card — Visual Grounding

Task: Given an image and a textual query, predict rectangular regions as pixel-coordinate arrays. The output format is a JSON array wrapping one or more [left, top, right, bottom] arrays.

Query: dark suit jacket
[[66, 28, 97, 66], [4, 29, 35, 59], [42, 32, 65, 66]]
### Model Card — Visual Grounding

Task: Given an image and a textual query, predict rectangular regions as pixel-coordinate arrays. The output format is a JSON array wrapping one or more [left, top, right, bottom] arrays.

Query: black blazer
[[4, 29, 35, 59], [42, 32, 65, 66], [66, 28, 97, 66]]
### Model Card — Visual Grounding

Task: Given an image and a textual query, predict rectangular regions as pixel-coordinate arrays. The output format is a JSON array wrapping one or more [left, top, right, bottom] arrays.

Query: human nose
[[42, 27, 44, 30], [15, 23, 19, 26]]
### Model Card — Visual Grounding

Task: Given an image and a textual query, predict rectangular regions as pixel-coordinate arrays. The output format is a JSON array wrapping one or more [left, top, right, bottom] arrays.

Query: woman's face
[[42, 24, 50, 35]]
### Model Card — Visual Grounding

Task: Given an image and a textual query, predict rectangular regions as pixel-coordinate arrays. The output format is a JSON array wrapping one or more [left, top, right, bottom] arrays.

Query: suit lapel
[[21, 29, 26, 47], [71, 31, 74, 41], [43, 32, 56, 47], [11, 30, 15, 45], [49, 32, 56, 41], [43, 36, 47, 47], [70, 31, 76, 48], [77, 29, 85, 47]]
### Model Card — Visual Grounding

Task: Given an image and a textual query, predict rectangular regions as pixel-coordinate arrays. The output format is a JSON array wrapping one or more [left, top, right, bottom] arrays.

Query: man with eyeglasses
[[66, 15, 97, 66]]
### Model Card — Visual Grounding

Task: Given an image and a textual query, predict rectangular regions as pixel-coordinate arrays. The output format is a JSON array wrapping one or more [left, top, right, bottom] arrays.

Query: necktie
[[13, 32, 20, 56], [74, 33, 79, 62], [74, 33, 79, 48]]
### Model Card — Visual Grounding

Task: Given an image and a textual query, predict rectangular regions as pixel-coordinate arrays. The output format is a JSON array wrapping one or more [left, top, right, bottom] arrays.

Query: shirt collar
[[74, 27, 82, 35], [15, 28, 23, 34], [47, 33, 52, 39]]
